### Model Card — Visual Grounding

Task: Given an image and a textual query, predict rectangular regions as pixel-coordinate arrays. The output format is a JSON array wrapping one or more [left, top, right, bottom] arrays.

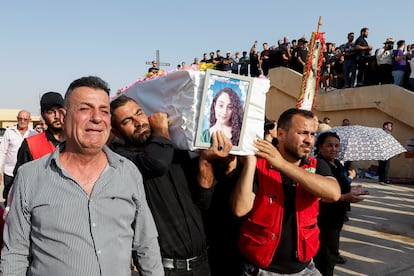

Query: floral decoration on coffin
[[146, 69, 165, 78], [117, 63, 216, 94]]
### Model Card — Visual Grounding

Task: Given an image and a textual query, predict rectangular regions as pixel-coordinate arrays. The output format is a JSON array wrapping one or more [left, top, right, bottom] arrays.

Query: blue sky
[[1, 1, 412, 115]]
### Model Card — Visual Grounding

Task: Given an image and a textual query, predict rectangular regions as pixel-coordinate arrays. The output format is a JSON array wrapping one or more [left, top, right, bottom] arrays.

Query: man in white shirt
[[375, 38, 395, 84], [0, 110, 37, 203]]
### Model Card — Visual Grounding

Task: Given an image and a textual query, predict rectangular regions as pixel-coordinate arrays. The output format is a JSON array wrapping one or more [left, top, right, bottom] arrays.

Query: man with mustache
[[355, 27, 373, 86], [110, 95, 234, 275], [231, 108, 340, 275]]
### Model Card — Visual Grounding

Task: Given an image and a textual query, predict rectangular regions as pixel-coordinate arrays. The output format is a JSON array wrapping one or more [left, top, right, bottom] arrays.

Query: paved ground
[[334, 179, 414, 276]]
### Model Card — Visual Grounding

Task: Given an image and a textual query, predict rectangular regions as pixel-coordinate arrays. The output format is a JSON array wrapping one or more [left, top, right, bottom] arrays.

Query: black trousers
[[356, 57, 370, 85], [2, 174, 13, 205], [378, 64, 393, 84], [378, 159, 390, 182], [314, 224, 343, 276]]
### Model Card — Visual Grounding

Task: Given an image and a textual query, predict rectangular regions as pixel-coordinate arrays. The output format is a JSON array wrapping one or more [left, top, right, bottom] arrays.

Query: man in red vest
[[4, 92, 64, 210], [231, 108, 340, 275], [14, 92, 64, 166]]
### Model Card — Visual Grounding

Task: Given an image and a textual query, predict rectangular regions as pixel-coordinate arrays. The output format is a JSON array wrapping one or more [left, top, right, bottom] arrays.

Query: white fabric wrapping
[[122, 70, 269, 155]]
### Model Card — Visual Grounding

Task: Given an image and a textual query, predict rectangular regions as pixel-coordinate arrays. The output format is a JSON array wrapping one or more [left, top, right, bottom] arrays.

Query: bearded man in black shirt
[[110, 95, 234, 275]]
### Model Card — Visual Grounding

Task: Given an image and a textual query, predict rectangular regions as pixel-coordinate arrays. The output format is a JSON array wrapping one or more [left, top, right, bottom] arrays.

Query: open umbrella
[[321, 125, 407, 161]]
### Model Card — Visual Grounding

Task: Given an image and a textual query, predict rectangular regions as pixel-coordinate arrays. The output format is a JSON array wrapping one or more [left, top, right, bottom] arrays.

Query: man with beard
[[14, 92, 64, 165], [355, 27, 373, 86], [3, 92, 65, 209], [110, 95, 234, 275], [231, 108, 340, 275]]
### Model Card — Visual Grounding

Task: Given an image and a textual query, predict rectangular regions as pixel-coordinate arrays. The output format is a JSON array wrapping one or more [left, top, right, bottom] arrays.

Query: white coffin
[[121, 70, 270, 155]]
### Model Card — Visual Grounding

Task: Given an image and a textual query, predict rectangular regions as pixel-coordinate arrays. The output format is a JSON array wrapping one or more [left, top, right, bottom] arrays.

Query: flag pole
[[317, 16, 322, 33], [296, 16, 326, 111]]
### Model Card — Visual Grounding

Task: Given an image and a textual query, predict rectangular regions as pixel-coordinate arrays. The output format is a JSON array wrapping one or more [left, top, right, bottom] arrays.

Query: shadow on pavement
[[335, 179, 414, 276]]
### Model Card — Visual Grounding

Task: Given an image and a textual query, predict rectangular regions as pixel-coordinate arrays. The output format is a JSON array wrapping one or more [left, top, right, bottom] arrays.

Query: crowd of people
[[0, 77, 371, 276], [175, 28, 414, 92], [0, 28, 412, 276]]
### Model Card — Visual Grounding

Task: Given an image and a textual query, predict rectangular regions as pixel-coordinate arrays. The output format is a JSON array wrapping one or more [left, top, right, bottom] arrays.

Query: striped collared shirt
[[1, 144, 163, 276]]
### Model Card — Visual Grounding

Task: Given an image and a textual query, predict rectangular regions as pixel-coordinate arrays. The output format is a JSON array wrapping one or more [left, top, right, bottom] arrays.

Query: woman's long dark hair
[[209, 87, 244, 145]]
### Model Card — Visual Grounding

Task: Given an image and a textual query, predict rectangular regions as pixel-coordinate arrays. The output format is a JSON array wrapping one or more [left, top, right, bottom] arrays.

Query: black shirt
[[355, 36, 369, 57], [214, 56, 224, 70], [249, 52, 260, 77], [112, 136, 211, 259], [316, 157, 351, 228], [204, 161, 244, 275]]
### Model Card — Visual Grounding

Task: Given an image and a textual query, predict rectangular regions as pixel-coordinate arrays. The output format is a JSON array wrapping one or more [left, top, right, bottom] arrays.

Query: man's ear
[[277, 128, 285, 142], [58, 107, 66, 125]]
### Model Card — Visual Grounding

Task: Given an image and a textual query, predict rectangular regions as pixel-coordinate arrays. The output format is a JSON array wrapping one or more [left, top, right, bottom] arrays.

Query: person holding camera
[[249, 41, 261, 77], [376, 38, 395, 84]]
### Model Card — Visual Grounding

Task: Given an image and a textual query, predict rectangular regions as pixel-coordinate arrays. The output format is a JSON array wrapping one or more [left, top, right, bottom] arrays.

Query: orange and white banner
[[296, 27, 325, 111]]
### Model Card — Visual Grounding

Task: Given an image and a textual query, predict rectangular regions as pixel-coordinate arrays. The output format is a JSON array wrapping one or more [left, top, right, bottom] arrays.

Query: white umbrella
[[322, 125, 407, 161]]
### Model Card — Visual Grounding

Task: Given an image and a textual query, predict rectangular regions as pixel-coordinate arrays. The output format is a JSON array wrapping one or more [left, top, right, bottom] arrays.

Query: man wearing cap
[[376, 38, 395, 84], [14, 91, 64, 166], [3, 92, 65, 208]]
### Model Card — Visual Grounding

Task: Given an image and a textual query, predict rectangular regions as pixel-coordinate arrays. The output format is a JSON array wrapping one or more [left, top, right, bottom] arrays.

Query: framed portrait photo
[[195, 69, 253, 151]]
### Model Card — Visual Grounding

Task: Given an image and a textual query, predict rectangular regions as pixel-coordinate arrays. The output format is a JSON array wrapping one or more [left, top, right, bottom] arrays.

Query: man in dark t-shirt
[[260, 43, 271, 76], [110, 95, 234, 275], [355, 27, 373, 86], [214, 49, 225, 71]]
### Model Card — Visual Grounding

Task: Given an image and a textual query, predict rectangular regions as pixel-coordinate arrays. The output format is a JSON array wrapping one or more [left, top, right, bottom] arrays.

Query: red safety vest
[[26, 132, 56, 160], [238, 157, 320, 268]]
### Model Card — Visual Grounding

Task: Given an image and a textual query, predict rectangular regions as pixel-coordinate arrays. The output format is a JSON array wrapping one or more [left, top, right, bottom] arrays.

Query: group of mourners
[[0, 75, 368, 276]]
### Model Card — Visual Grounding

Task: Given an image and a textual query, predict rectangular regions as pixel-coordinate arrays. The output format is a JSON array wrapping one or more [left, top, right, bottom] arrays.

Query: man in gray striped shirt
[[0, 76, 163, 275]]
